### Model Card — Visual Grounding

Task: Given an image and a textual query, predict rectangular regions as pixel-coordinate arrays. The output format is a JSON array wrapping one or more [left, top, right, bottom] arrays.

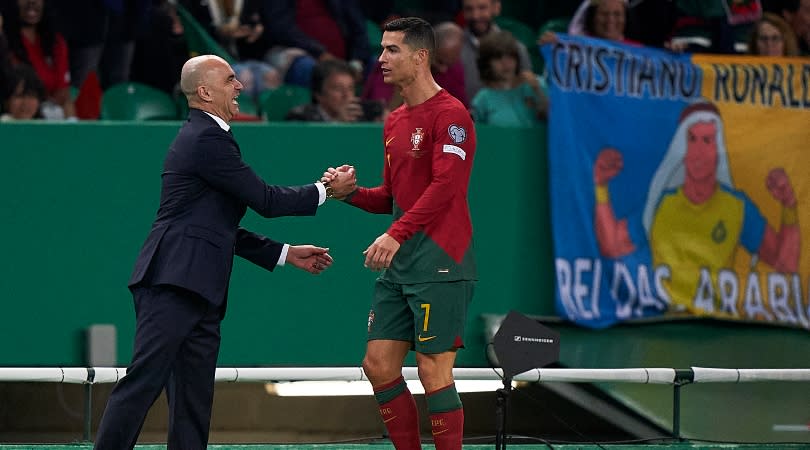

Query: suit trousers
[[94, 284, 223, 450]]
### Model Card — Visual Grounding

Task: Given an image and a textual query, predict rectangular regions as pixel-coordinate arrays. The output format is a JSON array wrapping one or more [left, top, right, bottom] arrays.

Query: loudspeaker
[[492, 310, 560, 378]]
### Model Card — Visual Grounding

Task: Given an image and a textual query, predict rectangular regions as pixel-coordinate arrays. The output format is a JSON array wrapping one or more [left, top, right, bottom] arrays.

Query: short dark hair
[[310, 59, 354, 101], [383, 17, 436, 62], [583, 0, 628, 37], [477, 31, 520, 83]]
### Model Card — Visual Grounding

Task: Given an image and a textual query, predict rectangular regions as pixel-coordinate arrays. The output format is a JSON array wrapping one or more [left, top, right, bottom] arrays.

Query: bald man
[[93, 55, 355, 450]]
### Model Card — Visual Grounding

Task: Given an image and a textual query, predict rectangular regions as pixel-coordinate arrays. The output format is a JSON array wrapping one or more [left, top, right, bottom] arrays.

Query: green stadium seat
[[101, 82, 178, 121], [538, 17, 571, 35], [367, 20, 383, 56], [259, 85, 312, 121]]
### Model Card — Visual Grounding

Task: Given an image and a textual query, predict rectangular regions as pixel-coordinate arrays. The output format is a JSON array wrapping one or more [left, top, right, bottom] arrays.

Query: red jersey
[[20, 32, 70, 96], [348, 90, 477, 283]]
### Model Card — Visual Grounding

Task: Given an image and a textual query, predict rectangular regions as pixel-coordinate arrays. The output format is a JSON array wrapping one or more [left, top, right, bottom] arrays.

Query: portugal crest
[[410, 128, 425, 158]]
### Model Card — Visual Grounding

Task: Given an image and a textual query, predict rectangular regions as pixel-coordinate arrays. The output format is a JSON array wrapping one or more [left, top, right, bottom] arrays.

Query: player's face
[[463, 0, 500, 37], [204, 59, 243, 123], [379, 31, 419, 87], [685, 121, 718, 182]]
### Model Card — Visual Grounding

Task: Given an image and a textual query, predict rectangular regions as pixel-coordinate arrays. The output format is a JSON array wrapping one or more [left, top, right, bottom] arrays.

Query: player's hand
[[363, 233, 400, 271], [766, 168, 797, 208], [594, 148, 623, 185], [287, 245, 333, 274], [322, 165, 357, 199]]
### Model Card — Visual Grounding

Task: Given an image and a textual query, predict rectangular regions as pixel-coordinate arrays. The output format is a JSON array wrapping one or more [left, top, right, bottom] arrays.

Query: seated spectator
[[460, 0, 534, 101], [772, 0, 810, 54], [179, 0, 285, 100], [363, 21, 468, 108], [1, 63, 45, 121], [668, 0, 762, 54], [748, 12, 800, 55], [50, 0, 149, 91], [566, 0, 640, 45], [286, 59, 382, 122], [1, 0, 75, 119], [131, 0, 189, 94], [260, 0, 372, 87], [471, 30, 547, 127]]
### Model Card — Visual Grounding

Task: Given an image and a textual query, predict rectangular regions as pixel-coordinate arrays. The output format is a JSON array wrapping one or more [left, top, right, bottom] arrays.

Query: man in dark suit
[[94, 54, 356, 450]]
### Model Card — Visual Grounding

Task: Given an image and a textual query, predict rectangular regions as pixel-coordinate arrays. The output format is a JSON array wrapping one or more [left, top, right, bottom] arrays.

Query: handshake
[[320, 164, 358, 200]]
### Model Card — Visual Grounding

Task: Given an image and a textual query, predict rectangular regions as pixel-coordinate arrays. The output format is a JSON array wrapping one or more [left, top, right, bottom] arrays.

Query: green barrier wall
[[0, 122, 553, 367]]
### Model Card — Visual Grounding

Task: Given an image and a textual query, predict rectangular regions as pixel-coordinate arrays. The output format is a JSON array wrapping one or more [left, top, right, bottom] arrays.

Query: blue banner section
[[544, 35, 810, 330]]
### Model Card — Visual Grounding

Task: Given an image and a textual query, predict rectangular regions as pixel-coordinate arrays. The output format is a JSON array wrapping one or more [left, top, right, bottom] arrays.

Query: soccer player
[[325, 17, 477, 450]]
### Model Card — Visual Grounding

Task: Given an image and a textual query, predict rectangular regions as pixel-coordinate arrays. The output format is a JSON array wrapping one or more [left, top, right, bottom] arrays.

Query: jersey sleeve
[[387, 105, 475, 242]]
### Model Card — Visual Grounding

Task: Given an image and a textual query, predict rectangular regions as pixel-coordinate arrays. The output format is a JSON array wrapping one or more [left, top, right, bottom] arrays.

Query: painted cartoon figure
[[593, 100, 800, 311]]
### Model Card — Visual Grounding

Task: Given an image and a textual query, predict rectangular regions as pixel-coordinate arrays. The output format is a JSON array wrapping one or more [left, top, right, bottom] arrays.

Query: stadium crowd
[[0, 0, 807, 124]]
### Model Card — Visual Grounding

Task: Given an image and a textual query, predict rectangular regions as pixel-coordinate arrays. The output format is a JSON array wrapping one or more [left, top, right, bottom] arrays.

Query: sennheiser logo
[[514, 335, 555, 344]]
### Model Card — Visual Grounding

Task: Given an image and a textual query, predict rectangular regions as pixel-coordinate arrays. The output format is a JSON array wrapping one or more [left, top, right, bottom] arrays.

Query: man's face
[[379, 31, 419, 87], [203, 59, 243, 122], [315, 72, 356, 119], [784, 0, 810, 46], [463, 0, 501, 37], [685, 121, 718, 182]]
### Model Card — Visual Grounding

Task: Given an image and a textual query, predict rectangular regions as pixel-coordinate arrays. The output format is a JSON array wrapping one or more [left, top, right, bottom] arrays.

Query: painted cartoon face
[[685, 121, 718, 181]]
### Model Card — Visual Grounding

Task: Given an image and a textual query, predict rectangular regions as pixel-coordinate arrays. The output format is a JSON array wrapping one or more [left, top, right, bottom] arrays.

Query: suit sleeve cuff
[[277, 243, 290, 266], [315, 182, 326, 206]]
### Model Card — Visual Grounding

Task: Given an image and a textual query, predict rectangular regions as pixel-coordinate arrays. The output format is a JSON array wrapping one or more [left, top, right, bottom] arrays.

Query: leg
[[69, 44, 104, 89], [166, 302, 222, 450], [408, 281, 475, 450], [363, 279, 421, 450], [94, 285, 208, 450]]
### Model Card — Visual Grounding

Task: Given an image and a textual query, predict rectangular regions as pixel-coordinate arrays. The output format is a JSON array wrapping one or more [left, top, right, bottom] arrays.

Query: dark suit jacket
[[128, 108, 319, 306]]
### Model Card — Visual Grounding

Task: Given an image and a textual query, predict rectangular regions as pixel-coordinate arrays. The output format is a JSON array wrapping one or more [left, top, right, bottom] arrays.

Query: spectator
[[286, 59, 382, 122], [748, 12, 800, 55], [459, 0, 533, 101], [179, 0, 286, 100], [259, 0, 372, 87], [2, 0, 75, 119], [363, 21, 468, 108], [0, 11, 13, 93], [668, 0, 762, 54], [130, 0, 189, 94], [1, 63, 44, 120], [566, 0, 640, 45], [471, 30, 547, 126], [773, 0, 810, 54], [51, 0, 150, 90]]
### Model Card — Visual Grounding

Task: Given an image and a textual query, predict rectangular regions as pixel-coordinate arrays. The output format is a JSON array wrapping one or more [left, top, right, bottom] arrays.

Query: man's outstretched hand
[[287, 245, 333, 274], [321, 164, 357, 199]]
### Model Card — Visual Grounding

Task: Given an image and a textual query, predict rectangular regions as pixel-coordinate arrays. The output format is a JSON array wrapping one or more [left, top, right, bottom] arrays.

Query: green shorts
[[367, 279, 475, 354]]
